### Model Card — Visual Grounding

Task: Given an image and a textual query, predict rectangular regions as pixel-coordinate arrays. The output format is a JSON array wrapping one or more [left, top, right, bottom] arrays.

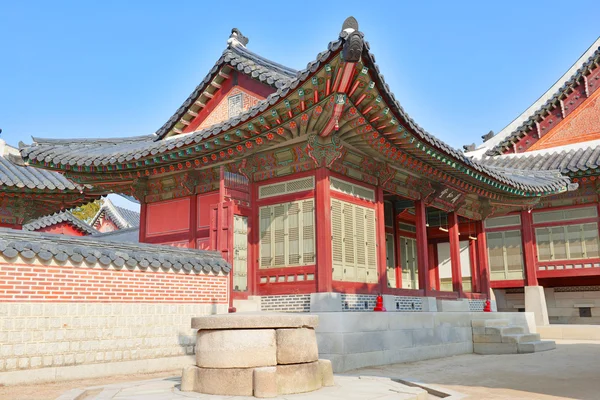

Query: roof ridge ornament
[[340, 16, 363, 63], [228, 28, 249, 48]]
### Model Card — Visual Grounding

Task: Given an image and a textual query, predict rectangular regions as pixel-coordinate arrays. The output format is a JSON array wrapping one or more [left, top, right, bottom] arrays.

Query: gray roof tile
[[23, 211, 98, 235], [0, 228, 230, 274], [0, 143, 80, 192]]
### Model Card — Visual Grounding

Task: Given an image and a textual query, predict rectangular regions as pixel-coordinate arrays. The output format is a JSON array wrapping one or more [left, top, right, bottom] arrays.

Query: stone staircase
[[472, 319, 556, 355]]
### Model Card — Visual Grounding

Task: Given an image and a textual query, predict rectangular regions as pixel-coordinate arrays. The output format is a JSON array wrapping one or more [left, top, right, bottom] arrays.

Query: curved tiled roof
[[0, 229, 230, 274], [19, 19, 574, 196], [20, 40, 341, 167], [481, 143, 600, 176], [474, 37, 600, 156], [0, 140, 81, 192], [155, 31, 297, 139], [91, 198, 140, 230], [23, 210, 98, 235]]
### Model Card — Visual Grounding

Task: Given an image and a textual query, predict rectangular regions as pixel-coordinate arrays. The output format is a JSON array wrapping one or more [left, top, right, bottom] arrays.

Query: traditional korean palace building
[[8, 18, 599, 322]]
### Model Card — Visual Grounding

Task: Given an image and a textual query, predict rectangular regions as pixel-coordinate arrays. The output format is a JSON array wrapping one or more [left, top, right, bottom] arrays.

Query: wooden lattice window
[[259, 199, 315, 269], [331, 199, 378, 283]]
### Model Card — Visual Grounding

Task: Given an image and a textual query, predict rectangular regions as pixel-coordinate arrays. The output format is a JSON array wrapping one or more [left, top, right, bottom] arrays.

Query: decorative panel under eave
[[529, 88, 600, 151], [146, 197, 191, 237]]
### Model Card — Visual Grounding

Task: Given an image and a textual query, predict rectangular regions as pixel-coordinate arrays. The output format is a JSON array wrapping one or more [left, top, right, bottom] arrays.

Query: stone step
[[471, 319, 509, 328], [518, 340, 556, 354], [484, 326, 525, 336], [474, 342, 518, 355], [502, 333, 541, 344]]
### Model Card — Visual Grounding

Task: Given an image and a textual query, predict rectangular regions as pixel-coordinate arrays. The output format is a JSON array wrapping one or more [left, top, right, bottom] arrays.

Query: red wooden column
[[520, 210, 538, 286], [414, 200, 430, 294], [428, 243, 438, 291], [469, 238, 480, 293], [138, 202, 147, 243], [475, 220, 491, 298], [189, 195, 198, 249], [375, 187, 388, 293], [315, 168, 333, 292], [448, 211, 464, 297]]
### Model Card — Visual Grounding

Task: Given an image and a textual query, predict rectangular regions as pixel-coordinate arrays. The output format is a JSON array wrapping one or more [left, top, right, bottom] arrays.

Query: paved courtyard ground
[[1, 340, 598, 399], [354, 339, 600, 399]]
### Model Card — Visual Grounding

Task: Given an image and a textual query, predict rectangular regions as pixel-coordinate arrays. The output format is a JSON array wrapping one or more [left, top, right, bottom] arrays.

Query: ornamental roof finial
[[340, 16, 359, 36], [340, 17, 363, 63], [228, 28, 249, 48]]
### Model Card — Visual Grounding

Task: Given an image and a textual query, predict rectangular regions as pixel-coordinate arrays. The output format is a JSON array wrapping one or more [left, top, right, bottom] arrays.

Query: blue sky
[[1, 1, 598, 150]]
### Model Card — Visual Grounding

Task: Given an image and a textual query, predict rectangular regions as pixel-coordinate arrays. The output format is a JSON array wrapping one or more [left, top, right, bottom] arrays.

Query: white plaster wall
[[0, 302, 227, 385], [314, 311, 534, 372]]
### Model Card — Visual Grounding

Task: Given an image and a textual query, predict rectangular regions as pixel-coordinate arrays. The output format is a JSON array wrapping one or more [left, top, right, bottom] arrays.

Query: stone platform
[[182, 313, 334, 398], [56, 375, 429, 399]]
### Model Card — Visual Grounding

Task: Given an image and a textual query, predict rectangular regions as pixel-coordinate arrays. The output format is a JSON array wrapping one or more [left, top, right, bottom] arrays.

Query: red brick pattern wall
[[0, 262, 228, 303], [199, 87, 262, 129], [34, 223, 86, 236], [97, 218, 118, 233]]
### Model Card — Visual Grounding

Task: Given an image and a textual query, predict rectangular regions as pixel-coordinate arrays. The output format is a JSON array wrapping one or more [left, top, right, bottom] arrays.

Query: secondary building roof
[[470, 37, 600, 157], [0, 228, 230, 274], [22, 210, 98, 235], [91, 198, 140, 230]]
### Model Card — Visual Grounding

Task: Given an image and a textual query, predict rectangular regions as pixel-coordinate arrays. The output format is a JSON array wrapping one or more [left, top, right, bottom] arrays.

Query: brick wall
[[260, 294, 310, 312], [0, 261, 227, 303], [0, 257, 228, 380], [199, 88, 261, 129]]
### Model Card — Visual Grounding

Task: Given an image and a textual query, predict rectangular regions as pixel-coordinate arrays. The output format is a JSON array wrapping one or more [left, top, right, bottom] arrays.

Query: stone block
[[276, 361, 322, 395], [233, 297, 261, 313], [485, 326, 524, 335], [382, 295, 395, 312], [383, 329, 413, 350], [389, 313, 434, 330], [471, 319, 509, 328], [316, 332, 344, 354], [194, 366, 254, 396], [502, 333, 540, 344], [192, 313, 318, 330], [253, 366, 277, 398], [180, 366, 196, 392], [196, 329, 276, 368], [276, 328, 318, 364], [310, 292, 343, 312], [525, 286, 550, 326], [473, 342, 518, 355], [318, 359, 334, 387], [344, 331, 386, 353], [518, 340, 556, 353], [421, 297, 438, 312], [436, 299, 470, 312], [472, 333, 502, 343]]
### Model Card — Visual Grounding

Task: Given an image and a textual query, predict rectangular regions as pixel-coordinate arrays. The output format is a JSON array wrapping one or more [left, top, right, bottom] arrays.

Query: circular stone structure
[[181, 312, 334, 398]]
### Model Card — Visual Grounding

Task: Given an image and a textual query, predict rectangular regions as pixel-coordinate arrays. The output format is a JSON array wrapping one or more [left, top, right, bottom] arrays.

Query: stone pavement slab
[[55, 375, 428, 400]]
